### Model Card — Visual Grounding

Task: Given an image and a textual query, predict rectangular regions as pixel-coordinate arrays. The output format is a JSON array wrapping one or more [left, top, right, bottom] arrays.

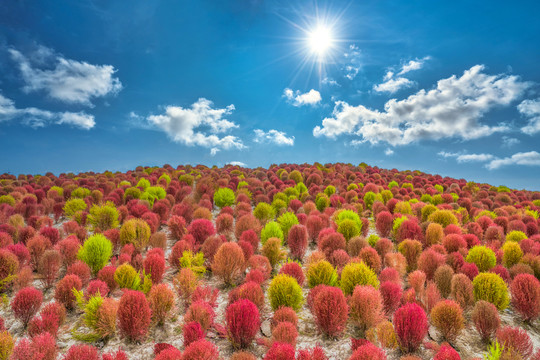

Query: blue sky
[[1, 0, 539, 190]]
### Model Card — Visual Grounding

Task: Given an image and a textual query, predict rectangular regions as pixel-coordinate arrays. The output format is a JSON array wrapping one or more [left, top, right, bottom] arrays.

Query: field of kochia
[[0, 162, 538, 360]]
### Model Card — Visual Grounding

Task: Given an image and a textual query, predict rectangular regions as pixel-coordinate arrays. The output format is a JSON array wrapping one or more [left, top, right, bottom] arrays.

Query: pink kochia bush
[[117, 290, 152, 342], [510, 273, 540, 321], [226, 299, 260, 349], [11, 287, 43, 327], [349, 343, 387, 360], [312, 286, 348, 338], [393, 303, 428, 353]]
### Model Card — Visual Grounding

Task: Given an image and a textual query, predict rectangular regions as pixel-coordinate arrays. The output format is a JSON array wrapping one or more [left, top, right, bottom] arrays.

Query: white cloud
[[438, 151, 459, 158], [254, 129, 294, 146], [518, 99, 540, 135], [0, 93, 94, 129], [373, 77, 414, 94], [147, 98, 245, 153], [384, 148, 394, 156], [283, 88, 321, 107], [502, 136, 520, 147], [486, 151, 540, 170], [57, 112, 95, 130], [9, 47, 122, 107], [228, 161, 247, 167], [398, 56, 431, 75], [322, 77, 340, 87], [456, 153, 495, 162], [343, 45, 362, 80], [314, 65, 529, 146]]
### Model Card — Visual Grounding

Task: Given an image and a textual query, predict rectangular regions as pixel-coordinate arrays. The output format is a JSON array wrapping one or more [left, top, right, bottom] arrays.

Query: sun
[[307, 25, 334, 57]]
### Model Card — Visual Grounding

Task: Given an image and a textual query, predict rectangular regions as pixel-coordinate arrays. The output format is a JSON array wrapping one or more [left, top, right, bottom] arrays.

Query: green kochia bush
[[277, 212, 299, 242], [268, 274, 303, 311], [253, 202, 276, 224], [466, 246, 497, 272], [340, 262, 379, 296], [140, 186, 166, 206], [87, 202, 119, 232], [261, 221, 284, 245], [119, 218, 151, 252], [213, 188, 235, 208], [77, 234, 113, 274], [306, 260, 338, 288], [335, 210, 362, 242], [63, 199, 87, 218], [473, 272, 509, 310], [506, 231, 527, 242]]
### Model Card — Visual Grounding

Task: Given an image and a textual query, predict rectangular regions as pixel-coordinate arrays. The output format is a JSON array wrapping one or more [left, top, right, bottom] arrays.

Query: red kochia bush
[[496, 326, 533, 359], [66, 260, 91, 286], [313, 286, 348, 338], [288, 224, 308, 260], [226, 299, 260, 349], [510, 273, 540, 321], [12, 332, 57, 360], [167, 215, 186, 241], [117, 290, 152, 342], [102, 350, 129, 360], [228, 281, 264, 310], [297, 345, 328, 360], [189, 219, 216, 246], [183, 321, 205, 347], [393, 303, 428, 353], [471, 300, 500, 341], [264, 342, 296, 360], [12, 286, 43, 327], [433, 345, 461, 360], [63, 344, 100, 360], [182, 339, 219, 360], [279, 261, 305, 286], [54, 274, 83, 310], [144, 251, 166, 283], [349, 343, 387, 360], [168, 240, 191, 270], [375, 211, 393, 238], [380, 281, 403, 315]]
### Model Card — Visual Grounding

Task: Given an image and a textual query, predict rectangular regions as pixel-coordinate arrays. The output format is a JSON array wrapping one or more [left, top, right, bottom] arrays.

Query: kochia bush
[[472, 272, 509, 310], [226, 299, 260, 349], [510, 273, 540, 321], [213, 187, 235, 208], [312, 286, 348, 338], [430, 300, 464, 342], [288, 224, 308, 260], [393, 303, 428, 353], [119, 218, 151, 252], [261, 222, 284, 246], [77, 234, 113, 274], [466, 246, 496, 272], [340, 261, 379, 296], [212, 242, 245, 286], [117, 290, 152, 342], [12, 287, 43, 327], [54, 274, 82, 310], [268, 274, 303, 311], [306, 260, 338, 288], [348, 285, 383, 332]]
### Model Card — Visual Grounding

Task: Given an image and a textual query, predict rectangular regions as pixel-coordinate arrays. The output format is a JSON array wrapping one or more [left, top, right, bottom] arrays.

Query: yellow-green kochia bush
[[268, 274, 303, 311], [253, 202, 276, 224], [140, 186, 166, 206], [213, 187, 235, 208], [260, 221, 284, 245], [63, 198, 88, 217], [506, 231, 527, 242], [340, 262, 379, 296], [87, 202, 119, 232], [119, 218, 151, 252], [334, 210, 362, 242], [427, 210, 459, 228], [501, 241, 523, 268], [277, 212, 299, 242], [472, 273, 509, 310], [77, 234, 113, 274], [466, 245, 497, 272], [306, 260, 338, 288]]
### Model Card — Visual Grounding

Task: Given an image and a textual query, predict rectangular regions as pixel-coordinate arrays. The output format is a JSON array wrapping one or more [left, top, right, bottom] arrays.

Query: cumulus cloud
[[502, 136, 520, 147], [283, 88, 321, 107], [486, 151, 540, 170], [518, 99, 540, 135], [373, 77, 414, 94], [438, 149, 540, 170], [398, 56, 431, 75], [147, 98, 245, 153], [314, 65, 529, 146], [384, 148, 394, 156], [254, 129, 294, 146], [228, 161, 247, 167], [9, 47, 122, 107], [374, 56, 430, 94], [0, 93, 95, 129]]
